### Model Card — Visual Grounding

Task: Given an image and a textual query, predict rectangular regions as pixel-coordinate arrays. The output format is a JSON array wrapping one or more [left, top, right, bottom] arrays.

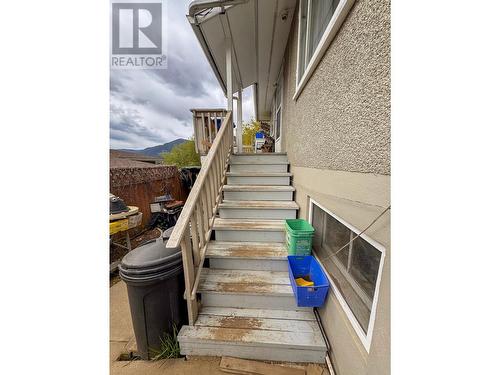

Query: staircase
[[178, 153, 327, 363]]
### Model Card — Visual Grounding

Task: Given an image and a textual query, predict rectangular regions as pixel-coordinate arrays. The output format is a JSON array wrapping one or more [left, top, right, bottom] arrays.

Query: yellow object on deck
[[110, 219, 129, 235], [295, 277, 314, 287]]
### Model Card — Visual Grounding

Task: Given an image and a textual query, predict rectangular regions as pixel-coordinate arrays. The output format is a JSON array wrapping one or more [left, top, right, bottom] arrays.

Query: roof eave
[[187, 14, 227, 97]]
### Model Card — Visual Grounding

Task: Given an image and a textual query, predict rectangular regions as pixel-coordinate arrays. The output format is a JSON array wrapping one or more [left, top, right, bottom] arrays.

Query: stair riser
[[209, 258, 288, 272], [215, 230, 285, 242], [224, 191, 293, 201], [227, 176, 290, 185], [179, 343, 325, 363], [202, 293, 300, 311], [230, 155, 288, 163], [219, 208, 297, 220], [229, 164, 288, 173]]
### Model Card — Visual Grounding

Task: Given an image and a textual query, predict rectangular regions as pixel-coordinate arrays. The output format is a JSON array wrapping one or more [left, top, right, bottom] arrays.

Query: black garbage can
[[119, 237, 187, 359]]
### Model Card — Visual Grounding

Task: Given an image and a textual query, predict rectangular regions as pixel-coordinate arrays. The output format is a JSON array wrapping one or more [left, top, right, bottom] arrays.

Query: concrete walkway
[[109, 280, 226, 374]]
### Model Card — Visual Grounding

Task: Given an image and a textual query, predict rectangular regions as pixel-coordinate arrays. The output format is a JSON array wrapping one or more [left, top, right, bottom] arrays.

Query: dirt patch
[[130, 228, 162, 248], [110, 228, 162, 264], [217, 316, 263, 330]]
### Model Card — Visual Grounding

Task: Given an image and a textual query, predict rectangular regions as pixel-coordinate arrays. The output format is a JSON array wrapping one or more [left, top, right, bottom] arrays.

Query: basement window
[[309, 199, 385, 352], [294, 0, 355, 99]]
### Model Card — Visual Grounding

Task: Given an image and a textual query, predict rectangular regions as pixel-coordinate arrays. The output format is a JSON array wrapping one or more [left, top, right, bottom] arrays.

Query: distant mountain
[[118, 138, 188, 157]]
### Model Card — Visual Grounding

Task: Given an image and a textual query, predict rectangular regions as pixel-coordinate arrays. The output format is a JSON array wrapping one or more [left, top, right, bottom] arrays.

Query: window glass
[[297, 0, 309, 79], [351, 237, 381, 299], [307, 0, 339, 61], [298, 0, 340, 82], [323, 213, 350, 267], [312, 203, 383, 334]]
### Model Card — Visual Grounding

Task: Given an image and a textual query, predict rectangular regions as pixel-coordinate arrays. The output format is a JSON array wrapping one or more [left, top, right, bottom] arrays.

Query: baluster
[[201, 112, 207, 153], [202, 185, 210, 237], [206, 172, 215, 219], [190, 214, 200, 266], [195, 202, 205, 251], [180, 231, 198, 325], [214, 148, 221, 189]]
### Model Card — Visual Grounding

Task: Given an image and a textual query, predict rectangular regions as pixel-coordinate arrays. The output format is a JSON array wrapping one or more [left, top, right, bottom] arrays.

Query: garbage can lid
[[162, 226, 174, 239], [119, 264, 183, 286], [121, 237, 180, 269]]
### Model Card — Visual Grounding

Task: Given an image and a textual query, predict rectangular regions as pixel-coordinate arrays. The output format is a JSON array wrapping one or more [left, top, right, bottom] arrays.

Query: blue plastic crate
[[287, 255, 329, 307]]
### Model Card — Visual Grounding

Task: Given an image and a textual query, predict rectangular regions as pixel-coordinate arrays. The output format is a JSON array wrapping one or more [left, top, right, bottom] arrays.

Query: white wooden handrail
[[166, 111, 233, 325]]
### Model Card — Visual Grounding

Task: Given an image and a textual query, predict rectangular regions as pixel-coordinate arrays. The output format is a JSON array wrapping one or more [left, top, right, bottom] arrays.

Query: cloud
[[110, 0, 255, 150]]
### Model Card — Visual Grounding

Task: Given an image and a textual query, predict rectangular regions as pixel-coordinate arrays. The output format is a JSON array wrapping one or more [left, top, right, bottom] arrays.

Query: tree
[[242, 119, 261, 146], [162, 139, 201, 167]]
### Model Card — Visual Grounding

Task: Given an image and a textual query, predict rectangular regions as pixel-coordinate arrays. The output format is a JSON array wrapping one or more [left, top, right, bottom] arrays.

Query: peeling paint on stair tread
[[206, 241, 287, 259], [195, 315, 321, 334], [178, 326, 326, 350], [198, 307, 316, 321], [199, 268, 293, 295], [199, 281, 293, 295], [201, 268, 290, 284], [214, 218, 285, 231]]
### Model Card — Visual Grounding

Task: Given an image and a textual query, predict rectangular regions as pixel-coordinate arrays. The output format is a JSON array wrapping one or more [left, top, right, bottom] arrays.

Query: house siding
[[281, 0, 390, 175], [278, 1, 390, 374]]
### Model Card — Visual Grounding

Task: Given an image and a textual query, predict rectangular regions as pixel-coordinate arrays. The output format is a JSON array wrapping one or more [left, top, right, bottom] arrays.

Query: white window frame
[[274, 68, 283, 143], [308, 198, 386, 352], [294, 0, 356, 100]]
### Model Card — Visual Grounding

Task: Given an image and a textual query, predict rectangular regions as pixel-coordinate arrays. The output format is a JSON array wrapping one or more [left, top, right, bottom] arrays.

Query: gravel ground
[[110, 228, 163, 287]]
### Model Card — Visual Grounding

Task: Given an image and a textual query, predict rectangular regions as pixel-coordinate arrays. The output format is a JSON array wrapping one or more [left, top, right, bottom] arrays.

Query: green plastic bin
[[285, 219, 315, 255]]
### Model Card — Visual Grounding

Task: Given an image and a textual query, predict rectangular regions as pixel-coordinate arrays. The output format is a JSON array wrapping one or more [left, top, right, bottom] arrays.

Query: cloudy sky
[[110, 0, 254, 150]]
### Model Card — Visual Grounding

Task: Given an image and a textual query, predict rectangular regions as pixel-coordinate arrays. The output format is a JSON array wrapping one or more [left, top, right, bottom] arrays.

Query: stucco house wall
[[278, 1, 391, 374]]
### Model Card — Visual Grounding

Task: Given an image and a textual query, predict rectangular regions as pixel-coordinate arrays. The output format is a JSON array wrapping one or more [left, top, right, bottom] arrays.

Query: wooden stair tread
[[223, 185, 295, 192], [206, 241, 287, 259], [178, 325, 325, 350], [226, 172, 292, 177], [194, 314, 321, 334], [199, 268, 293, 296], [201, 268, 291, 284], [213, 218, 285, 231], [198, 307, 316, 321], [230, 160, 289, 165], [219, 200, 299, 209]]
